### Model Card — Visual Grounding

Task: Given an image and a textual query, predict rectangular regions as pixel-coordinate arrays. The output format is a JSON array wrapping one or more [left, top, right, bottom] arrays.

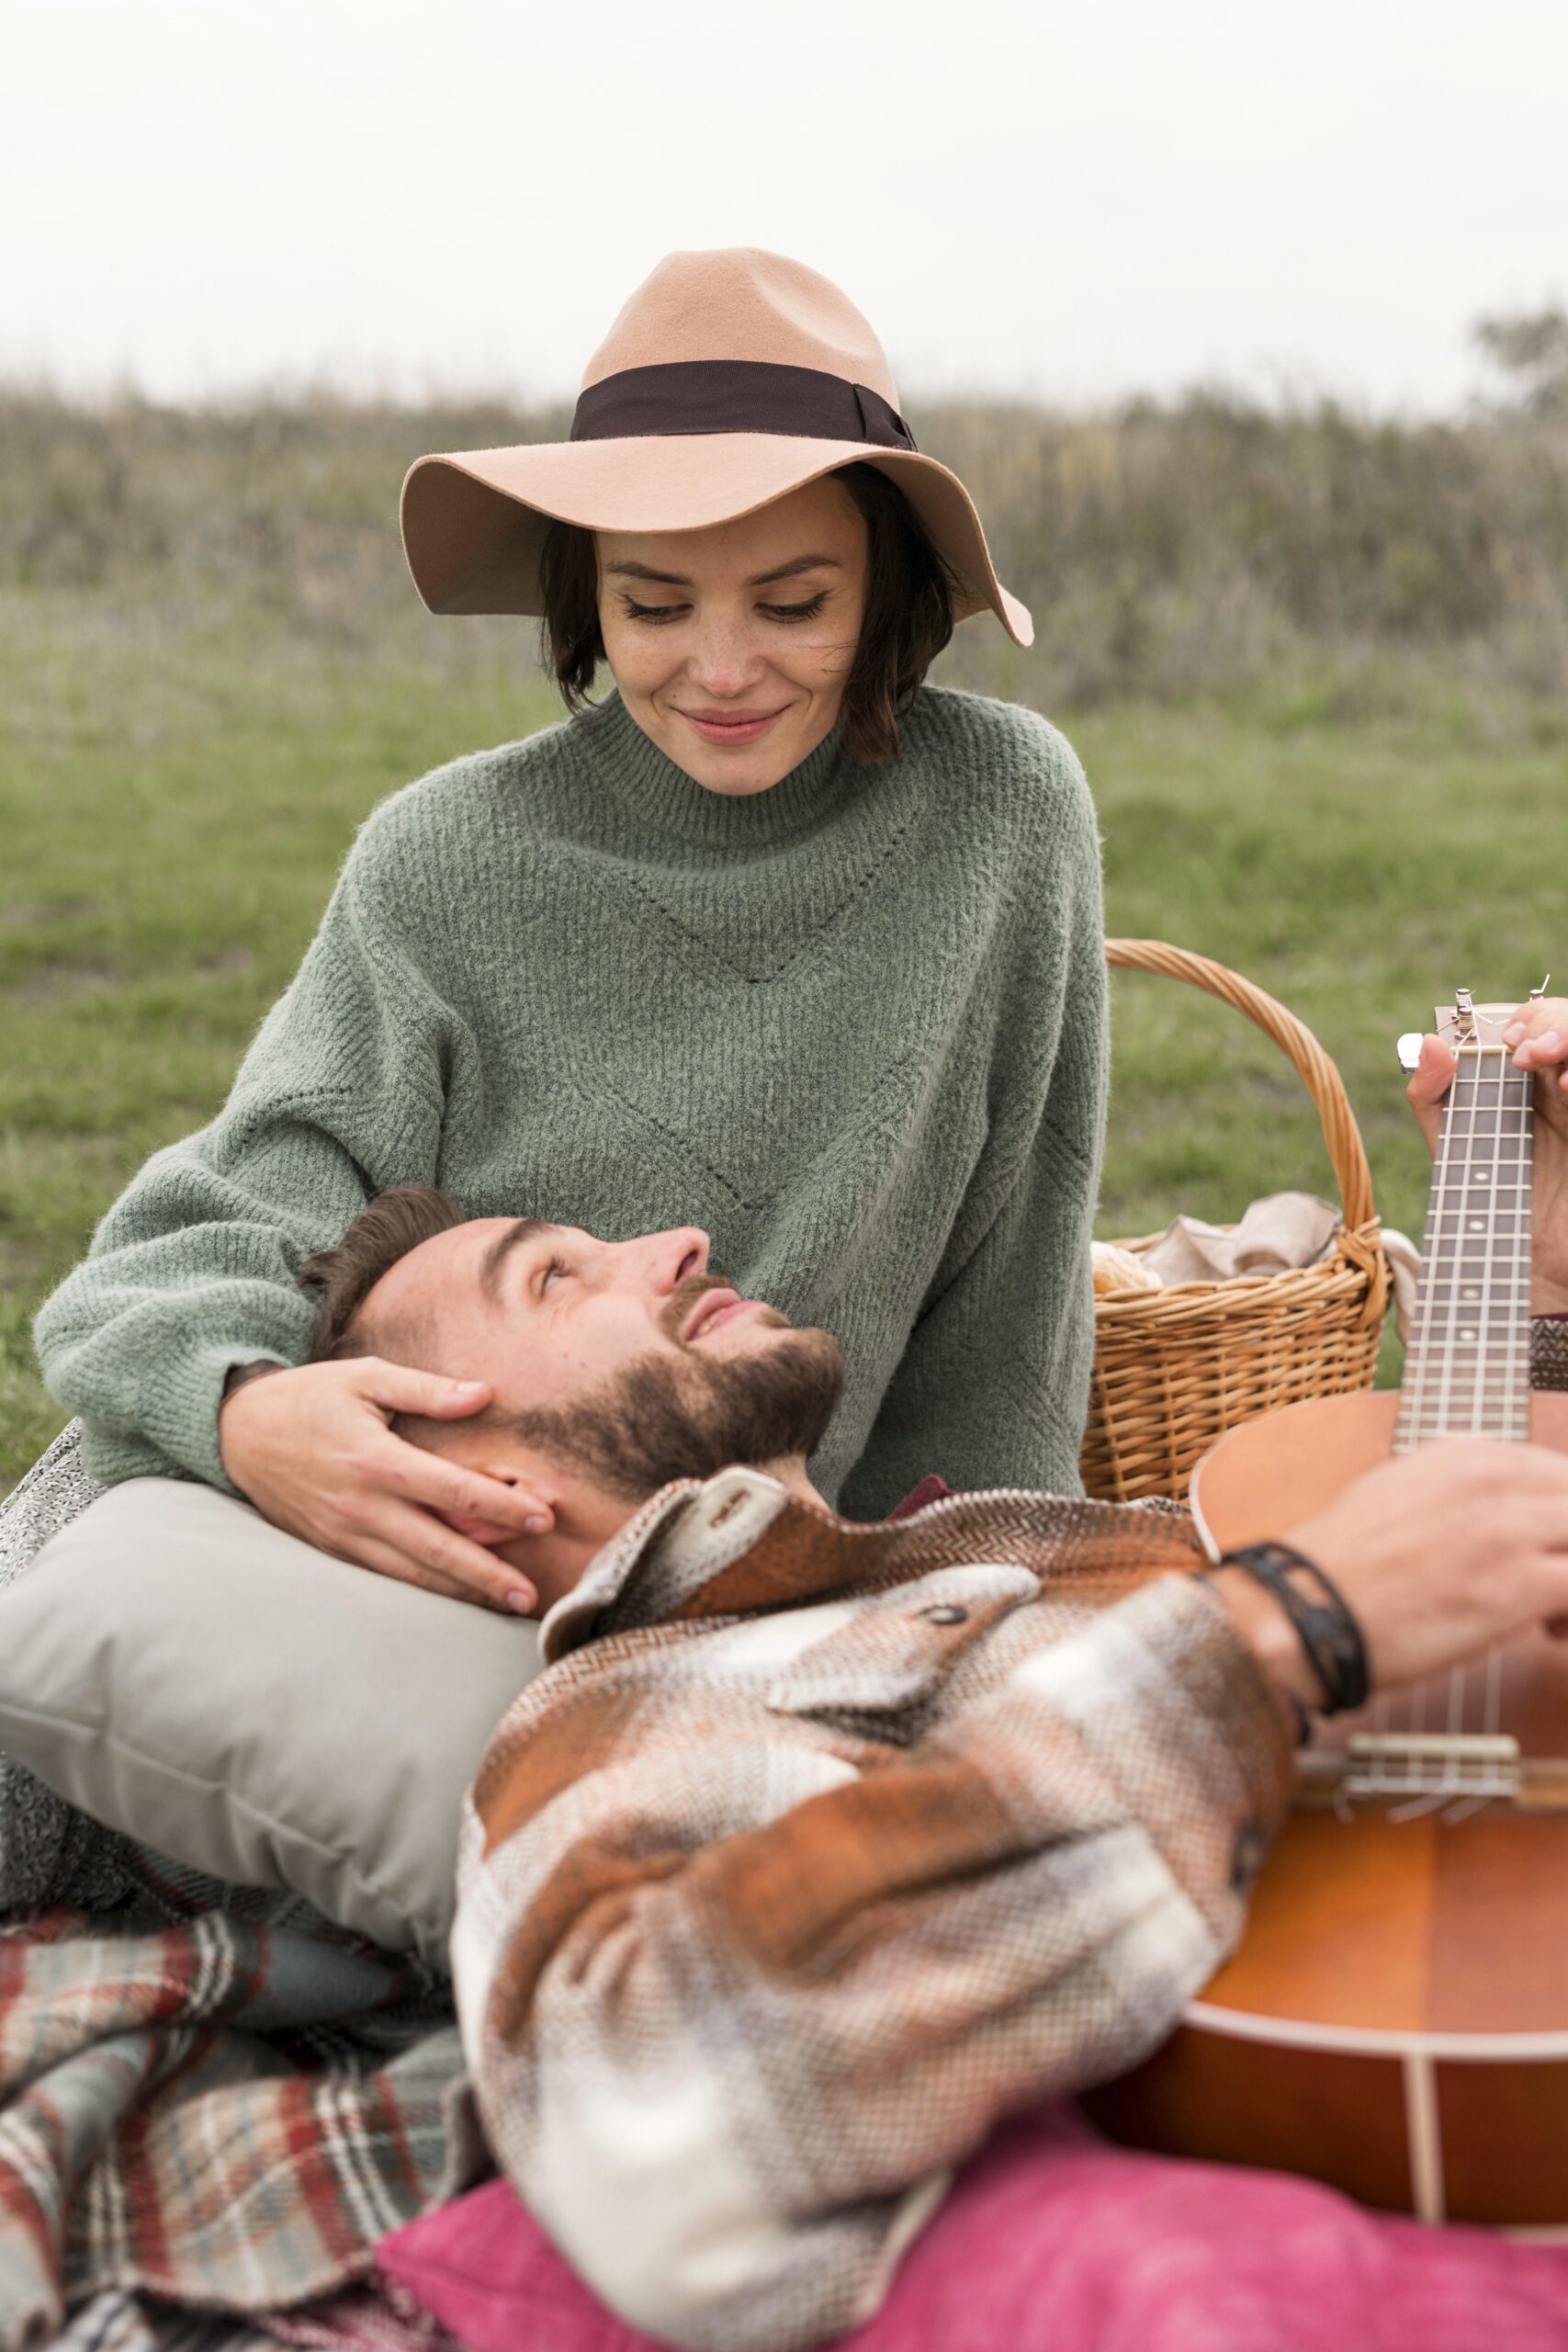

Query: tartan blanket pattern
[[0, 1894, 468, 2352], [48, 2276, 457, 2352], [55, 2291, 277, 2350]]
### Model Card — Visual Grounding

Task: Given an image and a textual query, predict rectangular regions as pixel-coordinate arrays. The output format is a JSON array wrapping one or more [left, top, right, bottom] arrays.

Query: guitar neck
[[1393, 1032, 1534, 1452]]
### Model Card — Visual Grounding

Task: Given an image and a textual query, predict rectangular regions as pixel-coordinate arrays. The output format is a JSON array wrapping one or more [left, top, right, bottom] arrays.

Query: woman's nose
[[682, 619, 766, 695]]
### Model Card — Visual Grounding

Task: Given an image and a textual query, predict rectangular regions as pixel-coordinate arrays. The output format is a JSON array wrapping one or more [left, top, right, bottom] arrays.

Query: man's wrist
[[1206, 1565, 1325, 1714]]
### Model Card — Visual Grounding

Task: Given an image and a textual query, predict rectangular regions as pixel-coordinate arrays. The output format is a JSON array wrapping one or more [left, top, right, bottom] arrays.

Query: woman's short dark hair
[[536, 461, 958, 764]]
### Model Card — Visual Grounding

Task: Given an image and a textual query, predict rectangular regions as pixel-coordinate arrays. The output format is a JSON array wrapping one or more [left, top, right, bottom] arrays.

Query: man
[[287, 1007, 1568, 2352]]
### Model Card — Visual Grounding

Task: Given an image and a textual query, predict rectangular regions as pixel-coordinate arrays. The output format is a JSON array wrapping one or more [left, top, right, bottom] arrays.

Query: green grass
[[3, 596, 1562, 1487]]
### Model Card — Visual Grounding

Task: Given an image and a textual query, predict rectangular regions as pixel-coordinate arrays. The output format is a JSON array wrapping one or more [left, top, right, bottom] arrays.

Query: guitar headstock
[[1396, 983, 1547, 1071]]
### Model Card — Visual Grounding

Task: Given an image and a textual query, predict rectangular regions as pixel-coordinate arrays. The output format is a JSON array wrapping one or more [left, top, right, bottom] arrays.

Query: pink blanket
[[378, 2101, 1568, 2352]]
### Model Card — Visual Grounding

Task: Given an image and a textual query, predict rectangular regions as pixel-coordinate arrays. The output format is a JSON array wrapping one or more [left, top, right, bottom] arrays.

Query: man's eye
[[538, 1256, 570, 1293]]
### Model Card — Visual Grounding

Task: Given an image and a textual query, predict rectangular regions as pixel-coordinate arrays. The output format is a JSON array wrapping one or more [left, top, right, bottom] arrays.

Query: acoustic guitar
[[1083, 990, 1568, 2230]]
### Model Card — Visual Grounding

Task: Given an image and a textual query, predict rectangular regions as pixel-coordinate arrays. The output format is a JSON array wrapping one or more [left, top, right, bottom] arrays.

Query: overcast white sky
[[4, 0, 1562, 413]]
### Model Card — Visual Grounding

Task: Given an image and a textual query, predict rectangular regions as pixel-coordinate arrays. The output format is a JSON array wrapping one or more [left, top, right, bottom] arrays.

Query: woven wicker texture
[[1080, 941, 1392, 1503]]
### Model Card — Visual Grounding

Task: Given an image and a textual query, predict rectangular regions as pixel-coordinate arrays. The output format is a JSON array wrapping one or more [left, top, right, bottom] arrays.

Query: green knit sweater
[[33, 684, 1109, 1519]]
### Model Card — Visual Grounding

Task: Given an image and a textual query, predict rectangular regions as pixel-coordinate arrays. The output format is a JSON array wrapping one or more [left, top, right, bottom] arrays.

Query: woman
[[27, 247, 1110, 1614]]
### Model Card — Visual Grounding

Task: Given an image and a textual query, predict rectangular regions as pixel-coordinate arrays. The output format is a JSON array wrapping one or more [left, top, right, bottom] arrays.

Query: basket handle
[[1105, 939, 1377, 1237]]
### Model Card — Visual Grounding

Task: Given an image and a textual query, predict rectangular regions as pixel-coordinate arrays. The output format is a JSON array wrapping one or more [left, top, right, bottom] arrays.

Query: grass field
[[5, 579, 1563, 1487], [4, 380, 1566, 1487]]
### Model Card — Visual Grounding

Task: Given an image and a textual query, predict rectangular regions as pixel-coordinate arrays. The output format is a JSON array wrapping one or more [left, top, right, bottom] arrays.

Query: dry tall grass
[[3, 384, 1565, 723]]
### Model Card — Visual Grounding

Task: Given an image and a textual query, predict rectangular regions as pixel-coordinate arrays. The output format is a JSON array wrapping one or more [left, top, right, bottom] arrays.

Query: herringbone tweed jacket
[[453, 1468, 1295, 2352]]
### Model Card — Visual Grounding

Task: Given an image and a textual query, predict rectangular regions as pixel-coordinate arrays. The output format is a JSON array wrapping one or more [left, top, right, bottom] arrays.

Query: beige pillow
[[0, 1477, 542, 1963]]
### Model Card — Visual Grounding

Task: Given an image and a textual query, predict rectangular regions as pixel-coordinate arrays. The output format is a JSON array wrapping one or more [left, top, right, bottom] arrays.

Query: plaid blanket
[[0, 1860, 470, 2352]]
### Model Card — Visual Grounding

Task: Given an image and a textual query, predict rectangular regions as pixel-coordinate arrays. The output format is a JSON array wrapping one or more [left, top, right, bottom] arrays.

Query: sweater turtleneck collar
[[575, 686, 855, 854]]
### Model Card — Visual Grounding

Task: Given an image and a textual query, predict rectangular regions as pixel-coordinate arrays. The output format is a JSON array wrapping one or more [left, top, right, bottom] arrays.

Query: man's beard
[[501, 1285, 844, 1504]]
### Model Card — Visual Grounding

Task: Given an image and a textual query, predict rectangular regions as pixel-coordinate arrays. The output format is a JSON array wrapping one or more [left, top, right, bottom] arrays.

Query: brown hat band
[[570, 358, 919, 453]]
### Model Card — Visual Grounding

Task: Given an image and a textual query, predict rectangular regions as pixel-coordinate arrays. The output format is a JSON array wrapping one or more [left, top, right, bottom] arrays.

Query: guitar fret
[[1393, 1023, 1533, 1454]]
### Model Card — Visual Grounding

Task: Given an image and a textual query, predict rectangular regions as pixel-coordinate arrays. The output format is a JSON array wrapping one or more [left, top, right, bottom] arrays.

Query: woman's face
[[595, 473, 868, 796]]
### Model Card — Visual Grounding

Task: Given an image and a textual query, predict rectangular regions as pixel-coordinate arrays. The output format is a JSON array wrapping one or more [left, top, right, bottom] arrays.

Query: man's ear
[[438, 1508, 524, 1549]]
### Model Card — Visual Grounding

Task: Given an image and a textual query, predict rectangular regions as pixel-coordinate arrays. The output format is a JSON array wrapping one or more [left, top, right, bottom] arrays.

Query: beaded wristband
[[1214, 1540, 1371, 1716]]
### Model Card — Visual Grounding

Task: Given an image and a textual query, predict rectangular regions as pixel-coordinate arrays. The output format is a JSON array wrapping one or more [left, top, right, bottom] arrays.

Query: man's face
[[359, 1216, 843, 1507]]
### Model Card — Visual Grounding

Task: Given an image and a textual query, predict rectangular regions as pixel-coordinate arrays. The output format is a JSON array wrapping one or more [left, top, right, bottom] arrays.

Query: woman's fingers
[[216, 1356, 550, 1603], [353, 1360, 494, 1419], [352, 1359, 556, 1534], [367, 1422, 555, 1538], [1404, 1033, 1456, 1159], [347, 1501, 538, 1612], [343, 1532, 528, 1615]]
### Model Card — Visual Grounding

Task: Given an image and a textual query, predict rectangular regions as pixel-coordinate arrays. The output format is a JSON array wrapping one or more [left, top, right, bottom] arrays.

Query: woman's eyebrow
[[605, 554, 844, 588], [479, 1217, 558, 1305]]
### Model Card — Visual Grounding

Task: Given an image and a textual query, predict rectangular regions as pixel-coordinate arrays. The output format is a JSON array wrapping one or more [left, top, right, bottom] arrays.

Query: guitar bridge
[[1340, 1731, 1521, 1804]]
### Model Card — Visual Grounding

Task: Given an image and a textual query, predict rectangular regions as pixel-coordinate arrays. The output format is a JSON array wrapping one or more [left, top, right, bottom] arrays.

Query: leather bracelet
[[1215, 1541, 1371, 1716]]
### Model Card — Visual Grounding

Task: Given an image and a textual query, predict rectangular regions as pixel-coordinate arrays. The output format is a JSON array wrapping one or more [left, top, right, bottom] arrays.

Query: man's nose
[[646, 1227, 710, 1296]]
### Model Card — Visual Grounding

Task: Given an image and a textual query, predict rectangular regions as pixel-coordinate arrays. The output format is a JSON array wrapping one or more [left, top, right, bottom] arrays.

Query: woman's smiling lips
[[679, 708, 786, 746]]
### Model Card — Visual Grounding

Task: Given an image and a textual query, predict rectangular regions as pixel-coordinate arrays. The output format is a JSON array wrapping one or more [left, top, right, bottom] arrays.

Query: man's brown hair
[[536, 460, 958, 765], [298, 1185, 465, 1360]]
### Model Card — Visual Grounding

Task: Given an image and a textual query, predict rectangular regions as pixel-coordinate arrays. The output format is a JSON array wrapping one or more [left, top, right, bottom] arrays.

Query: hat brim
[[400, 433, 1033, 648]]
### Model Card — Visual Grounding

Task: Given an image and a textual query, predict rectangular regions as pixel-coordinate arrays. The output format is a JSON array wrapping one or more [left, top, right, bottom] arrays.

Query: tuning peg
[[1396, 1032, 1424, 1072]]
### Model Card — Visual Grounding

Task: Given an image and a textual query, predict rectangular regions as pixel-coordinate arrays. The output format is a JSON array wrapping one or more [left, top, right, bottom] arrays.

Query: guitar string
[[1460, 1046, 1529, 1805], [1483, 1056, 1533, 1775], [1443, 1046, 1488, 1781], [1443, 1048, 1499, 1796], [1380, 1074, 1444, 1800], [1403, 1046, 1468, 1789], [1382, 1038, 1450, 1794], [1346, 1025, 1532, 1816], [1382, 1081, 1448, 1796], [1393, 1048, 1461, 1818], [1495, 1044, 1523, 1749], [1392, 1044, 1514, 1811], [1427, 1046, 1529, 1812], [1511, 1064, 1535, 1447]]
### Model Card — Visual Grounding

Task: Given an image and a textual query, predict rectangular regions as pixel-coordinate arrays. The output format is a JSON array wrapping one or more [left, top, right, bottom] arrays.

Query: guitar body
[[1084, 1386, 1568, 2226]]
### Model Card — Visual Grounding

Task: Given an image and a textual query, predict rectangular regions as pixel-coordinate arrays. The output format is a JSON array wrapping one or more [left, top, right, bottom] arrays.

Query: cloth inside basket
[[1100, 1190, 1421, 1338], [1141, 1190, 1339, 1283]]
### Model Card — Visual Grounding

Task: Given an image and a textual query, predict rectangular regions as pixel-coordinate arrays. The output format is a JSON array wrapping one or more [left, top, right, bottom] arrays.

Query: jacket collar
[[540, 1476, 1203, 1665], [541, 1465, 990, 1663], [541, 1467, 811, 1662], [539, 1467, 1199, 1664]]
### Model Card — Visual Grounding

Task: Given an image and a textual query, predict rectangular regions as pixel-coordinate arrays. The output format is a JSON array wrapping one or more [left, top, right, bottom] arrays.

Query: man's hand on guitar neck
[[1405, 992, 1568, 1317]]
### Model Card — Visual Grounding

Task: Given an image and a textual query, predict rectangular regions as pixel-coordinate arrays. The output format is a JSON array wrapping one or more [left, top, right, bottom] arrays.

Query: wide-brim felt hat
[[400, 247, 1033, 648]]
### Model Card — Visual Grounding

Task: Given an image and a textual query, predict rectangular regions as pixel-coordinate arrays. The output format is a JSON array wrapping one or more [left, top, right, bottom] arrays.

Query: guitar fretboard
[[1393, 1043, 1533, 1451]]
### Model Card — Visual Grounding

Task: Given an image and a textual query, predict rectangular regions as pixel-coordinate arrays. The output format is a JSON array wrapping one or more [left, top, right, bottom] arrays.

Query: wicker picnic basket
[[1079, 940, 1393, 1504]]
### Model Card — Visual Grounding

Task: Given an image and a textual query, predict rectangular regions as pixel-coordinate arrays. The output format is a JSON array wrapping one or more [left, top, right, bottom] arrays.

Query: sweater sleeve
[[840, 736, 1109, 1517], [31, 814, 466, 1494]]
